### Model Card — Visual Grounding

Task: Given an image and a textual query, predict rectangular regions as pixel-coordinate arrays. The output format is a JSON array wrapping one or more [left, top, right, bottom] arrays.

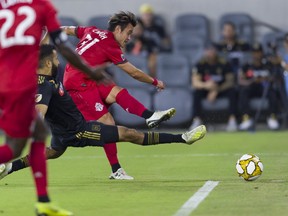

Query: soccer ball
[[236, 154, 264, 181]]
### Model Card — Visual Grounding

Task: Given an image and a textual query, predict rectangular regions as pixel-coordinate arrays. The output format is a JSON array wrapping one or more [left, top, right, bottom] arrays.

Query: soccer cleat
[[182, 125, 206, 145], [267, 116, 279, 130], [146, 108, 176, 128], [0, 163, 12, 180], [239, 115, 253, 131], [226, 118, 237, 132], [109, 168, 134, 180], [35, 202, 73, 216]]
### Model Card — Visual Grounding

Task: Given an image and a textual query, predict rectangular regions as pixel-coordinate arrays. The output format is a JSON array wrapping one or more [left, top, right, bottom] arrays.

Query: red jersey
[[0, 0, 60, 92], [64, 26, 127, 90]]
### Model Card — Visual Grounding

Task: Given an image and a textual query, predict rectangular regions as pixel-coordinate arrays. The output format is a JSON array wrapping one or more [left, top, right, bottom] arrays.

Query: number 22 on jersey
[[0, 6, 36, 48]]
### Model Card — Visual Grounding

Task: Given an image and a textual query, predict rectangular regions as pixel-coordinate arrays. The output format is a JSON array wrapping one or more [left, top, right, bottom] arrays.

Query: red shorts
[[68, 82, 116, 121], [0, 88, 36, 138]]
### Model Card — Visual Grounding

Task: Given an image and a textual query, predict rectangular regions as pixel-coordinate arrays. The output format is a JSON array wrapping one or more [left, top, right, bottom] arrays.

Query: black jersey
[[36, 75, 86, 137], [192, 58, 233, 85], [214, 40, 251, 53]]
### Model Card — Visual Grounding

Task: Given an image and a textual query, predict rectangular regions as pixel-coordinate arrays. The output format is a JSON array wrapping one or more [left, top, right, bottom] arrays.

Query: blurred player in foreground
[[63, 11, 176, 180], [0, 0, 107, 215], [0, 44, 206, 179]]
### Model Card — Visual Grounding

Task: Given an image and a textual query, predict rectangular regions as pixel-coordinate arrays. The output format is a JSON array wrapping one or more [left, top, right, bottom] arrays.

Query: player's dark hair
[[223, 21, 236, 30], [108, 11, 137, 32], [39, 44, 56, 68]]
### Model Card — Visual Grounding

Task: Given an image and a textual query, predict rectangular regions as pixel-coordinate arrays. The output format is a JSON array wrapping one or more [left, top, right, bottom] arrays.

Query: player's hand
[[207, 90, 218, 103], [156, 80, 165, 91], [204, 80, 217, 90]]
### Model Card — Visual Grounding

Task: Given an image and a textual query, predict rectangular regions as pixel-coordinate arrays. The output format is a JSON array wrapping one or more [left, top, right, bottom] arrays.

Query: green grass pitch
[[1, 131, 288, 215]]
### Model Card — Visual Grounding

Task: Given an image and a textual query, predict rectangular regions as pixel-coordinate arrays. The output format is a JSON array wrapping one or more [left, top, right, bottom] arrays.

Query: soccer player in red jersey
[[63, 11, 176, 180], [0, 0, 106, 215]]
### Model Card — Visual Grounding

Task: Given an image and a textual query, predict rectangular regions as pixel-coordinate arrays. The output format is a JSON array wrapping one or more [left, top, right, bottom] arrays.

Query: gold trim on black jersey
[[75, 131, 101, 140], [38, 75, 45, 84]]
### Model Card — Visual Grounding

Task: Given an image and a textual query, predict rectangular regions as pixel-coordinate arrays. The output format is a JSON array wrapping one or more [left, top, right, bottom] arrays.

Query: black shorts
[[51, 121, 119, 151]]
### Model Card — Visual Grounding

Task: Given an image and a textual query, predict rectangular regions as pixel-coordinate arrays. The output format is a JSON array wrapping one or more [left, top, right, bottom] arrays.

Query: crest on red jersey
[[121, 54, 126, 61]]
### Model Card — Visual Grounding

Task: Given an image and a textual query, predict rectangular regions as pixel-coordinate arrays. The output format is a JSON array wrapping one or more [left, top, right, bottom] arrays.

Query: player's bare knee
[[105, 86, 123, 104], [98, 113, 115, 125], [5, 137, 27, 158]]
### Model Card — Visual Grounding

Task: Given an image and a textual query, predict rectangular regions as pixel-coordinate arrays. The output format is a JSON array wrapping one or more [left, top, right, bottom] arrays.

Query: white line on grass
[[174, 180, 219, 216], [61, 152, 288, 160]]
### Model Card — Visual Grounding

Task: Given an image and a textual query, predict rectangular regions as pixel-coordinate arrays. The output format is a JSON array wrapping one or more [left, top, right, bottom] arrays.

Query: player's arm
[[192, 73, 206, 89], [61, 26, 77, 36], [218, 73, 234, 92], [191, 66, 216, 90], [36, 104, 48, 119], [35, 81, 52, 119], [49, 29, 108, 81], [40, 28, 50, 45], [117, 62, 165, 90]]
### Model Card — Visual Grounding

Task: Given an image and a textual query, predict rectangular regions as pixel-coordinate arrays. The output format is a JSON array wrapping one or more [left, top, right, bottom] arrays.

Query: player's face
[[252, 51, 263, 62], [222, 24, 236, 40], [115, 24, 134, 48], [51, 50, 60, 77], [205, 48, 217, 62]]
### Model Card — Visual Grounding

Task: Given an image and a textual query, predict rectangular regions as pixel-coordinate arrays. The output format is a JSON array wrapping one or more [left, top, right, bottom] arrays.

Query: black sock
[[8, 157, 29, 174], [142, 132, 185, 145], [111, 163, 121, 173], [38, 195, 50, 203], [141, 110, 154, 119]]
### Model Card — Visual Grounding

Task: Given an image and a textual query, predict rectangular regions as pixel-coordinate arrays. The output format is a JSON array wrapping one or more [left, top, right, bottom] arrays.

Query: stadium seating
[[58, 16, 80, 47], [201, 98, 230, 111], [110, 55, 154, 91], [87, 15, 110, 29], [250, 98, 269, 110], [153, 15, 166, 27], [175, 13, 210, 42], [219, 13, 254, 44], [153, 88, 193, 126], [112, 88, 152, 127], [59, 16, 79, 26], [261, 31, 286, 55], [157, 53, 191, 87], [172, 33, 205, 66]]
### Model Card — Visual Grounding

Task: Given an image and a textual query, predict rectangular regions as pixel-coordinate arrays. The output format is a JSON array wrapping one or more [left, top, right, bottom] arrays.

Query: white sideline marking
[[174, 181, 219, 216]]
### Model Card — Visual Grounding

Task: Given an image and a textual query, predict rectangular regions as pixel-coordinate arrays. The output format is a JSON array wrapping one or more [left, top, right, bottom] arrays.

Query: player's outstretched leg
[[116, 125, 206, 145], [113, 88, 176, 128], [0, 137, 27, 179], [0, 147, 65, 179], [145, 108, 176, 129]]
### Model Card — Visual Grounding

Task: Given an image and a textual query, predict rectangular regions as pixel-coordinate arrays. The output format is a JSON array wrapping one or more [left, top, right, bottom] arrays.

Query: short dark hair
[[39, 44, 55, 68], [108, 11, 137, 32], [223, 21, 236, 30]]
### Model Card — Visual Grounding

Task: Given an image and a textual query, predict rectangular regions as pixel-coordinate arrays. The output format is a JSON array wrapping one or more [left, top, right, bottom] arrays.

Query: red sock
[[116, 89, 147, 117], [0, 144, 13, 163], [29, 141, 48, 197], [103, 143, 119, 165]]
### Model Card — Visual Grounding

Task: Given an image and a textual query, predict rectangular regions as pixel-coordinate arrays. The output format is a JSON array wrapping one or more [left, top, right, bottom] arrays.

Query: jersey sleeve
[[36, 81, 53, 106], [106, 45, 127, 65], [193, 62, 204, 75], [76, 26, 88, 39], [43, 0, 61, 33]]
